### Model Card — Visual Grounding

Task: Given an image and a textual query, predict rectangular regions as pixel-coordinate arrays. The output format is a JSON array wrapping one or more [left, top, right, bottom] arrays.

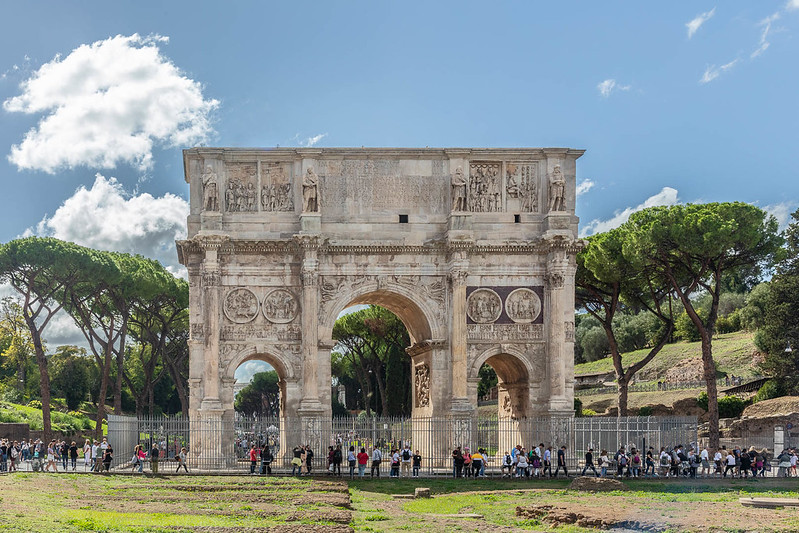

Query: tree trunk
[[95, 340, 113, 439], [27, 323, 52, 443], [617, 376, 630, 417], [701, 329, 720, 448], [113, 320, 128, 415], [165, 358, 189, 418]]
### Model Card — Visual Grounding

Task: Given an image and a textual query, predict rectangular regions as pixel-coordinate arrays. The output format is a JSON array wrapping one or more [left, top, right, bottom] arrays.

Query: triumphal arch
[[177, 147, 583, 466]]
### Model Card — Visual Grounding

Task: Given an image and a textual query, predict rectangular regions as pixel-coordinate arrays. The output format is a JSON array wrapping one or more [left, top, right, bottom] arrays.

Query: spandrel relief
[[223, 288, 260, 323], [225, 163, 258, 212], [414, 364, 430, 407], [468, 162, 502, 212]]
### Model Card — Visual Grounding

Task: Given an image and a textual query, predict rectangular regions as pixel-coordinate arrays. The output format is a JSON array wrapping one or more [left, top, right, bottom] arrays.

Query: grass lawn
[[574, 331, 759, 381], [2, 473, 799, 532]]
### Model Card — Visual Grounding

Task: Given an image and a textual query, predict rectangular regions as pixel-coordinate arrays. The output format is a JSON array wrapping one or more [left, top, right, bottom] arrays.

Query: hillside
[[574, 331, 761, 382]]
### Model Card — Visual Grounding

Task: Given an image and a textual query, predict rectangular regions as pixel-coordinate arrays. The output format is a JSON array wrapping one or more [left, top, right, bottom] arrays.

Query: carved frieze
[[260, 161, 293, 212], [468, 162, 502, 212], [225, 163, 258, 212], [414, 364, 430, 407], [505, 162, 538, 213], [262, 289, 299, 324], [466, 323, 544, 341], [220, 323, 301, 342], [505, 288, 542, 324], [223, 288, 259, 323], [466, 288, 502, 324]]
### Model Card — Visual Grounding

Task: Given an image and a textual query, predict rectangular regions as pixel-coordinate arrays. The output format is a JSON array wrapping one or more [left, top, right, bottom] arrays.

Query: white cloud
[[4, 34, 219, 173], [303, 133, 328, 147], [29, 174, 189, 275], [764, 202, 798, 231], [580, 187, 680, 237], [234, 360, 274, 384], [576, 179, 595, 197], [752, 12, 780, 58], [787, 0, 799, 11], [686, 8, 716, 39], [597, 79, 631, 98], [699, 59, 738, 84]]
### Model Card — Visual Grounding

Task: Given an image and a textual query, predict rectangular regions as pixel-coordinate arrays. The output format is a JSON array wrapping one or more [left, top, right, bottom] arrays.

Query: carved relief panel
[[262, 289, 299, 324], [225, 163, 258, 212], [468, 162, 502, 212], [223, 288, 259, 323], [505, 162, 538, 213], [260, 161, 293, 212], [414, 363, 430, 407]]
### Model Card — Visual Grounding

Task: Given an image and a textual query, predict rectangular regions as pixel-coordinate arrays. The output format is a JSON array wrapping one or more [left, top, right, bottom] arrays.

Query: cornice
[[183, 147, 586, 161]]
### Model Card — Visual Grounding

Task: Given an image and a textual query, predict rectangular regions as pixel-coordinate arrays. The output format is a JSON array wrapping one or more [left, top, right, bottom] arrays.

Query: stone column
[[545, 249, 571, 415], [297, 235, 323, 415], [448, 267, 471, 413]]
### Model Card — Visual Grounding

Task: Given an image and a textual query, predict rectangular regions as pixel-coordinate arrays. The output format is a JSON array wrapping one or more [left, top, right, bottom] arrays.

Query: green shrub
[[581, 409, 597, 416], [696, 392, 747, 418], [638, 406, 654, 416], [574, 397, 583, 417], [26, 400, 42, 409], [676, 310, 704, 342], [697, 392, 708, 411], [718, 395, 748, 418], [752, 379, 786, 403]]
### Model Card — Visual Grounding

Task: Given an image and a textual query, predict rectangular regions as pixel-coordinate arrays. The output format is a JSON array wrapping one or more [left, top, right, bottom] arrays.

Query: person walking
[[102, 443, 113, 472], [46, 441, 58, 473], [332, 445, 343, 476], [581, 448, 599, 477], [599, 450, 610, 477], [83, 439, 92, 471], [69, 441, 79, 471], [543, 446, 553, 478], [260, 445, 273, 476], [249, 444, 259, 474], [291, 445, 303, 476], [554, 446, 568, 477], [176, 447, 189, 473]]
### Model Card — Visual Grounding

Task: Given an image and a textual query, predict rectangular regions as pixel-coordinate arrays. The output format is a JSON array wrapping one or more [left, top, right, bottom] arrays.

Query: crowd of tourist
[[0, 437, 116, 472]]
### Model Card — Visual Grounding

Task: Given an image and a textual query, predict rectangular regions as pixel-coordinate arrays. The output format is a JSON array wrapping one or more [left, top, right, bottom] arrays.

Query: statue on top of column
[[302, 167, 319, 213], [548, 164, 566, 212]]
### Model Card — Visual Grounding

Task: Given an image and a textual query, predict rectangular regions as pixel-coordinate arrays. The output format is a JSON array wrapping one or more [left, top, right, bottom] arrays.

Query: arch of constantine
[[177, 147, 584, 465]]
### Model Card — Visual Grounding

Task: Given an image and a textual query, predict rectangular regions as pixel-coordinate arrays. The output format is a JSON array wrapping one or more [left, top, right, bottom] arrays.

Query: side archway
[[468, 344, 534, 419]]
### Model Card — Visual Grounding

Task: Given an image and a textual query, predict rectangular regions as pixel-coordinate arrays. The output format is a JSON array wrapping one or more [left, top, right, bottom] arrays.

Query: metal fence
[[107, 414, 698, 475]]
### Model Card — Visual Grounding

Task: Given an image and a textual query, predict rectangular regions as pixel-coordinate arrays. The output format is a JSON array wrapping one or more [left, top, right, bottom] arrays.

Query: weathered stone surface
[[568, 476, 628, 492], [414, 487, 431, 498], [178, 147, 585, 465]]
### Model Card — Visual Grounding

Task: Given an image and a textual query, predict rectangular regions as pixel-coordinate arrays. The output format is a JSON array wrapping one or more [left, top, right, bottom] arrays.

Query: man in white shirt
[[700, 447, 710, 477], [724, 452, 736, 478], [371, 446, 382, 477], [91, 441, 100, 472]]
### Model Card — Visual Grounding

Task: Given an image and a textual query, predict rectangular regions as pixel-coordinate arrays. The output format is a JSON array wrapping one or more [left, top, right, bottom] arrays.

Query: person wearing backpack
[[261, 444, 273, 475], [463, 447, 472, 477], [502, 451, 513, 478], [332, 445, 343, 476], [631, 449, 641, 477], [400, 445, 412, 477]]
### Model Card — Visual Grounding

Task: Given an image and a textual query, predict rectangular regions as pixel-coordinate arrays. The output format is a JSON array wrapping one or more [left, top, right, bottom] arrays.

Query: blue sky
[[1, 1, 798, 378]]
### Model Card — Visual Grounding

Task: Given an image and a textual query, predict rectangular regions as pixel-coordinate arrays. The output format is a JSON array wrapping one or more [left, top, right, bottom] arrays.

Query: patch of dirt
[[662, 357, 705, 383], [167, 527, 352, 533], [741, 396, 799, 419], [567, 476, 627, 492]]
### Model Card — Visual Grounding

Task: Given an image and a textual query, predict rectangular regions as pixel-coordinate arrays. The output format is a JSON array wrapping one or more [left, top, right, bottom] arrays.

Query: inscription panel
[[220, 323, 302, 342], [466, 323, 544, 341], [318, 159, 445, 216]]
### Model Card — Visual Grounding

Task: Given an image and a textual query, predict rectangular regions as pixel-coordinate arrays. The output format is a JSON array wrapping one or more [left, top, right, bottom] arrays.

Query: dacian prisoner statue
[[177, 147, 584, 467]]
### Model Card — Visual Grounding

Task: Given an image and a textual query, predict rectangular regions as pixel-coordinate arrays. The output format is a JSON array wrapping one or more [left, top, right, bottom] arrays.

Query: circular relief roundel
[[223, 288, 259, 324], [505, 288, 542, 324], [466, 288, 502, 324], [263, 289, 299, 324]]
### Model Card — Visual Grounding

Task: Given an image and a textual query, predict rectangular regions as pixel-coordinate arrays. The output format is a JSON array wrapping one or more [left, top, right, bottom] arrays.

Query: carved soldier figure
[[451, 167, 467, 212], [246, 182, 256, 211], [302, 167, 319, 212], [202, 165, 219, 211], [225, 181, 236, 212], [548, 164, 566, 212]]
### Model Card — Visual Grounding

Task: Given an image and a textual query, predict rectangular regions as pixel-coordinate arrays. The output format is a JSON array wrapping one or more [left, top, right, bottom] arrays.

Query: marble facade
[[177, 147, 584, 465]]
